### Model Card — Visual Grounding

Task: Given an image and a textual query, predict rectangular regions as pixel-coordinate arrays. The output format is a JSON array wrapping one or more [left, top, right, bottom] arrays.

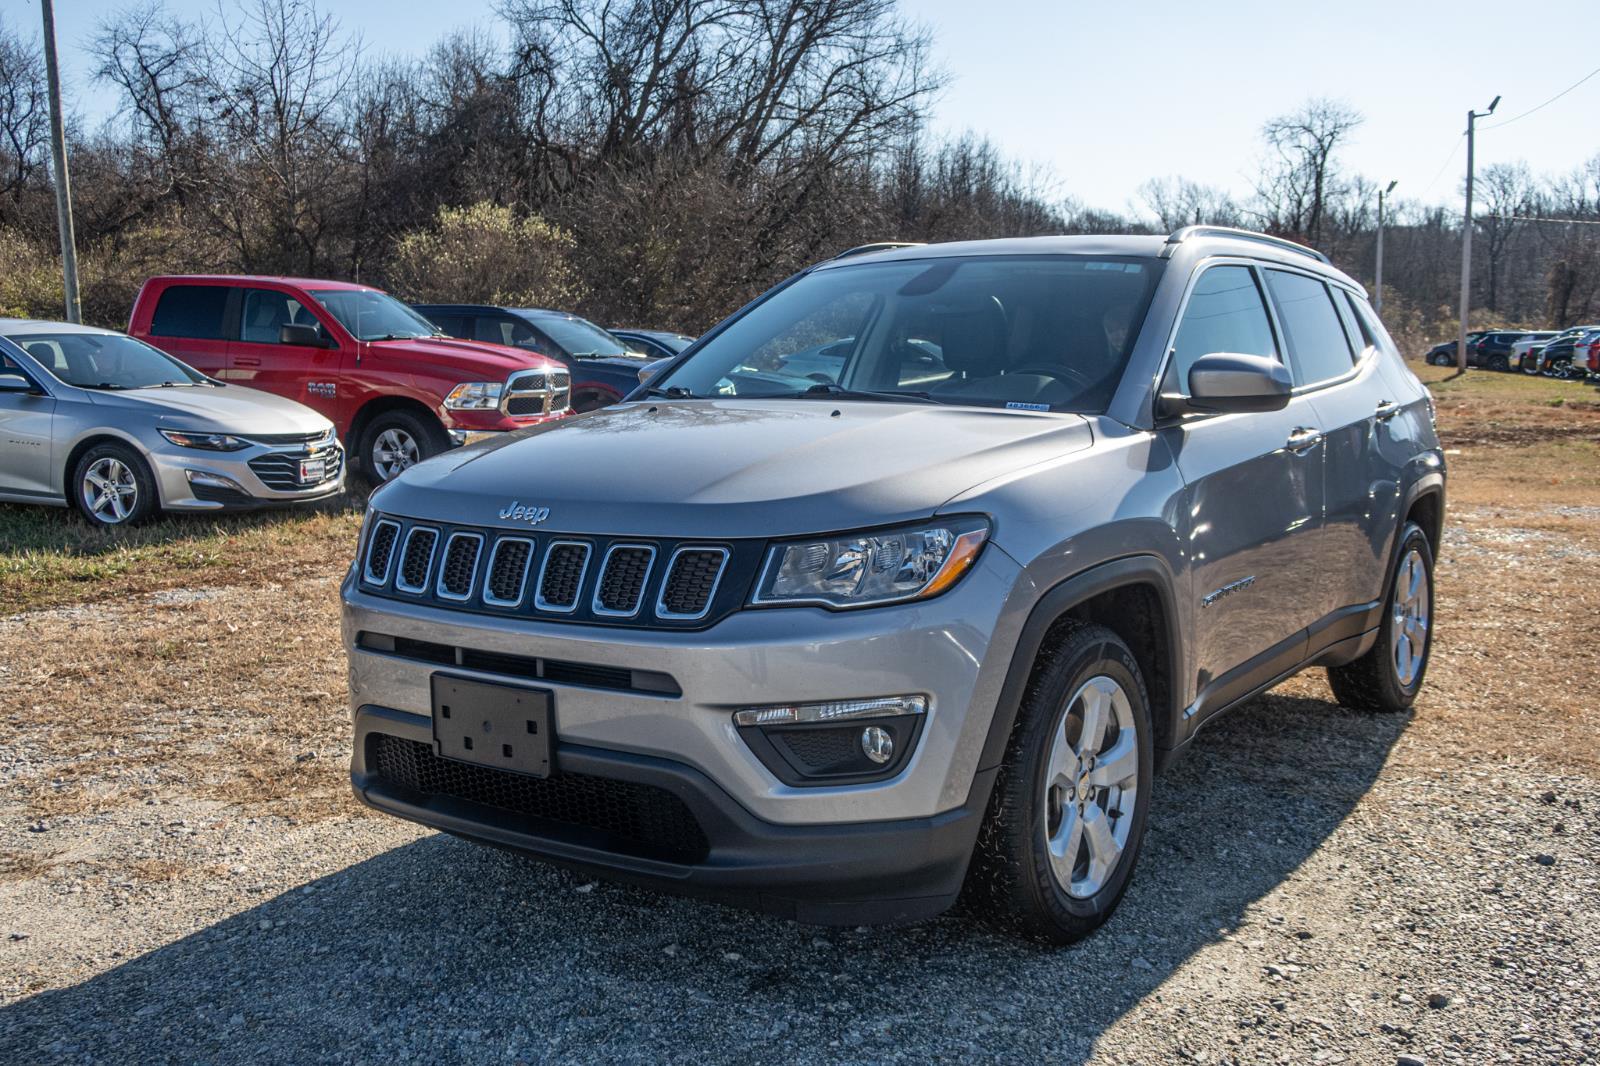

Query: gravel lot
[[2, 375, 1598, 1064]]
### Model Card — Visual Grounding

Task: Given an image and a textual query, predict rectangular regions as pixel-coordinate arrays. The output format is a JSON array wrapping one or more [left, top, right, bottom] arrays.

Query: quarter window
[[1169, 265, 1279, 392], [149, 285, 229, 340], [1263, 270, 1356, 386]]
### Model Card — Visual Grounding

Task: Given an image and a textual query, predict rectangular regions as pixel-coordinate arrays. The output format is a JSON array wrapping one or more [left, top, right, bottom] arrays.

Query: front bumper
[[351, 705, 995, 925], [153, 441, 346, 511]]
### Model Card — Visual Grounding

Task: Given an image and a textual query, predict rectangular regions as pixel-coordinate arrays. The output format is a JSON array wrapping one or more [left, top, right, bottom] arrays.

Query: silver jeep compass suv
[[342, 228, 1444, 942]]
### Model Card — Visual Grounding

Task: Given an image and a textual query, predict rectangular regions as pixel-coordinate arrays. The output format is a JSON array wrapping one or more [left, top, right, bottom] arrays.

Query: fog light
[[860, 726, 893, 764], [185, 470, 247, 493], [733, 695, 926, 727]]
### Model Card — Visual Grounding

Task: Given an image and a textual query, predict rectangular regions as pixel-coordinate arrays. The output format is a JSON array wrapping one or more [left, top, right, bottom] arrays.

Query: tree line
[[2, 0, 1597, 353]]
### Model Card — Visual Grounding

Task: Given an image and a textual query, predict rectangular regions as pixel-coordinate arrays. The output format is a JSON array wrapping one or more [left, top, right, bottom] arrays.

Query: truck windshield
[[312, 289, 440, 341], [653, 254, 1162, 413], [9, 332, 210, 389]]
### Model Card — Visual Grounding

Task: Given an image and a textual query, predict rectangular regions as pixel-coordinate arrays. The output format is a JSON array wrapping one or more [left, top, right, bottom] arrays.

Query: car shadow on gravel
[[1, 692, 1407, 1065]]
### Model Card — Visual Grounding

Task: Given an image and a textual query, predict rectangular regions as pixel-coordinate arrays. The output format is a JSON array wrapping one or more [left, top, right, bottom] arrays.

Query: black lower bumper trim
[[351, 705, 993, 925]]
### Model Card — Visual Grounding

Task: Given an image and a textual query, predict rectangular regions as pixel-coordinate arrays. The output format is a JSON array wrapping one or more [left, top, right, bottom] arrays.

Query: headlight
[[751, 517, 989, 608], [158, 429, 251, 451], [443, 382, 504, 410]]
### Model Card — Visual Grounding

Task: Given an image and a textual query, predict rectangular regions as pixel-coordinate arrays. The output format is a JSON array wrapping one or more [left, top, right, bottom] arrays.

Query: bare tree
[[0, 17, 49, 228], [1254, 98, 1363, 249], [1138, 176, 1242, 231]]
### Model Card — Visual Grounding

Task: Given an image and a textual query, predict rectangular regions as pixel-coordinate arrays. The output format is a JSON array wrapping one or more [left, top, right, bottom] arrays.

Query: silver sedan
[[0, 319, 344, 526]]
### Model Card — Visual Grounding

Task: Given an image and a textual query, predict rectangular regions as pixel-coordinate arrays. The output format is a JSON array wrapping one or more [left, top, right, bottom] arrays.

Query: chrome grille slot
[[503, 368, 572, 418], [484, 537, 535, 606], [247, 447, 342, 490], [435, 532, 484, 601], [593, 544, 655, 617], [656, 547, 729, 620], [364, 520, 401, 585], [395, 527, 440, 593], [535, 541, 591, 612]]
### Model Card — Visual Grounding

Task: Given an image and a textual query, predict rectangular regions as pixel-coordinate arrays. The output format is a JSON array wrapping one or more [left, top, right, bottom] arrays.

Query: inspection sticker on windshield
[[1005, 401, 1050, 412]]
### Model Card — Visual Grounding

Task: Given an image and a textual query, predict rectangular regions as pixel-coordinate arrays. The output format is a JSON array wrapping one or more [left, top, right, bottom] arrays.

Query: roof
[[146, 275, 372, 291], [0, 318, 119, 337]]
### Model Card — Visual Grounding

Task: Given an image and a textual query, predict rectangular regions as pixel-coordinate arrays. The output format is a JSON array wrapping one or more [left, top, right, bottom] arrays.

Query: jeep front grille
[[358, 514, 744, 629]]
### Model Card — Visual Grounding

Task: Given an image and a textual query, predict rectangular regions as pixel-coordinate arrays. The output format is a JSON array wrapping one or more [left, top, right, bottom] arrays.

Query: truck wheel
[[1327, 522, 1434, 713], [966, 621, 1154, 944], [71, 442, 158, 527], [360, 410, 447, 483]]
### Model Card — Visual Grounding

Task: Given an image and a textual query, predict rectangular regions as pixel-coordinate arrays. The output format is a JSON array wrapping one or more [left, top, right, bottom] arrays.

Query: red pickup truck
[[129, 276, 571, 482]]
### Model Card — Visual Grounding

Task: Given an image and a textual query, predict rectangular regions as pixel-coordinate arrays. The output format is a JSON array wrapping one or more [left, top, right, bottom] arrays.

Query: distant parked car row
[[1422, 325, 1600, 381], [0, 273, 697, 526]]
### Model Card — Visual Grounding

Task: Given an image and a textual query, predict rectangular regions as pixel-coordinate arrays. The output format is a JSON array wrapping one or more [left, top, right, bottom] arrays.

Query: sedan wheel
[[82, 457, 139, 524]]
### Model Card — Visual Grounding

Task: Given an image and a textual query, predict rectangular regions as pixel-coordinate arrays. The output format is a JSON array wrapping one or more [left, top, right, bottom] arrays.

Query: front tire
[[1327, 522, 1435, 713], [965, 621, 1154, 944], [71, 442, 158, 527], [360, 410, 448, 483]]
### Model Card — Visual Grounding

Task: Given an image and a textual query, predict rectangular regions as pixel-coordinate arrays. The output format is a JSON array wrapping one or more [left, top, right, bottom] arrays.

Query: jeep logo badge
[[499, 501, 551, 526]]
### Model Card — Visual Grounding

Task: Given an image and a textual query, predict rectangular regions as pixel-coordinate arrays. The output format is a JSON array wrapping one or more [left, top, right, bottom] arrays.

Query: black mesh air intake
[[397, 528, 439, 591], [596, 546, 653, 614], [485, 538, 533, 604], [438, 534, 482, 598], [366, 521, 399, 583], [537, 543, 589, 609], [659, 549, 727, 617], [370, 734, 709, 863]]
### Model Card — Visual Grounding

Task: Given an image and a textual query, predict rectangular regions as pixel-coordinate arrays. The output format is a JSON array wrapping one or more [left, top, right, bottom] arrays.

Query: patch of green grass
[[1412, 360, 1597, 407]]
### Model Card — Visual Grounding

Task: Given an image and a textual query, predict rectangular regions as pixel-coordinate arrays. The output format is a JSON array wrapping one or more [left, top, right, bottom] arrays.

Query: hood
[[373, 399, 1095, 538], [88, 383, 331, 435], [366, 337, 563, 377]]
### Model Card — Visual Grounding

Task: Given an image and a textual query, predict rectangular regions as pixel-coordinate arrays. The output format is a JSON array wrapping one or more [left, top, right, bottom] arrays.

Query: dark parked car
[[1423, 331, 1489, 366], [610, 328, 697, 362], [1536, 325, 1600, 378], [1466, 331, 1531, 371], [415, 306, 653, 412]]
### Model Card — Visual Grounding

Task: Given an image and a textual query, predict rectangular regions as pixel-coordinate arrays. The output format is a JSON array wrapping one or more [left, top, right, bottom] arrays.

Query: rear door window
[[149, 285, 229, 339], [1263, 269, 1356, 386], [1168, 265, 1280, 391], [474, 315, 539, 348]]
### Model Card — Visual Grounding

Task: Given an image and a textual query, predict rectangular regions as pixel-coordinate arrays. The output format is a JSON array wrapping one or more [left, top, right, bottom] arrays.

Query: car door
[[143, 283, 233, 375], [0, 348, 56, 497], [1160, 263, 1325, 713], [229, 287, 346, 422]]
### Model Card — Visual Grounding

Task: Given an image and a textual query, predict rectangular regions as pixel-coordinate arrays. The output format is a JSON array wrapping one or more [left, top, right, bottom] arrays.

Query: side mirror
[[1162, 352, 1292, 416], [0, 371, 38, 393], [638, 359, 670, 385], [280, 323, 330, 347]]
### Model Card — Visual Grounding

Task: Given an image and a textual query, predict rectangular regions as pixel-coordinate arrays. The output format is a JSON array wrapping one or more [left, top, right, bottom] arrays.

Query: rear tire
[[965, 621, 1154, 944], [71, 442, 158, 527], [1327, 522, 1435, 713], [360, 409, 448, 483], [1489, 354, 1508, 372]]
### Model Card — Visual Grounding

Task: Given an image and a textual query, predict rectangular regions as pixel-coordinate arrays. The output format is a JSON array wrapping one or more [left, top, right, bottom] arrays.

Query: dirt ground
[[0, 364, 1596, 1065]]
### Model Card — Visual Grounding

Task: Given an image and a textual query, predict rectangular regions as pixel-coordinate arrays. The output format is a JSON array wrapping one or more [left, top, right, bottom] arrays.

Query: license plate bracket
[[298, 457, 327, 484], [431, 674, 553, 778]]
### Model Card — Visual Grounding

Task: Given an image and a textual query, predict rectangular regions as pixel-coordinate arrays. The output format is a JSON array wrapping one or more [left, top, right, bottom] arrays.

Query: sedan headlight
[[752, 517, 989, 609], [443, 382, 504, 410], [158, 429, 251, 451]]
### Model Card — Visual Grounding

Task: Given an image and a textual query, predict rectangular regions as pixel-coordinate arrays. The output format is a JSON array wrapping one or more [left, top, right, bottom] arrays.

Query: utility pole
[[1375, 180, 1397, 315], [40, 0, 81, 324], [1456, 95, 1500, 371]]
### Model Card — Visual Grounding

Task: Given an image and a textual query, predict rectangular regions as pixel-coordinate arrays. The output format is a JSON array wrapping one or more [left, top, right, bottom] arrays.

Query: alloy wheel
[[1391, 548, 1431, 687], [81, 457, 139, 524], [372, 427, 419, 481], [1042, 675, 1140, 899]]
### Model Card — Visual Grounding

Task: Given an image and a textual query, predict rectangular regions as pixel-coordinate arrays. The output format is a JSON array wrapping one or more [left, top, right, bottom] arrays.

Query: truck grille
[[503, 368, 571, 418], [359, 514, 748, 629], [370, 734, 709, 863]]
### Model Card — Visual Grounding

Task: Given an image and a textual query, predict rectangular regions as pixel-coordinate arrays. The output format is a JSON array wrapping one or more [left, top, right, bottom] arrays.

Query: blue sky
[[17, 0, 1600, 214]]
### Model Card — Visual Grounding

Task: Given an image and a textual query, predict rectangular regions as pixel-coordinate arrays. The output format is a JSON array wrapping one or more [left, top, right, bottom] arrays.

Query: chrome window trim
[[533, 540, 592, 613], [434, 531, 486, 602], [482, 535, 536, 607], [362, 518, 402, 586], [394, 525, 441, 594], [591, 543, 657, 618], [654, 546, 731, 621]]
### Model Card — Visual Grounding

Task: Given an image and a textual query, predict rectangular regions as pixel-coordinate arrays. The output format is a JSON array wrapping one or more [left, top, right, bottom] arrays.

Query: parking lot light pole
[[40, 0, 81, 324], [1375, 180, 1397, 315], [1457, 95, 1500, 372]]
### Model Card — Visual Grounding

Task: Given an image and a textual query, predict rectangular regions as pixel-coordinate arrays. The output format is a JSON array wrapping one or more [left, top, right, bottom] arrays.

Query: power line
[[1482, 64, 1600, 130], [1509, 215, 1600, 227], [1418, 132, 1465, 199]]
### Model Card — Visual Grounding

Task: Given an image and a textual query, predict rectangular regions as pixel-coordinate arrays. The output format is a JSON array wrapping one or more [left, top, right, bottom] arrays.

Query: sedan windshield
[[524, 314, 635, 358], [312, 288, 440, 341], [653, 255, 1162, 413], [10, 332, 209, 389]]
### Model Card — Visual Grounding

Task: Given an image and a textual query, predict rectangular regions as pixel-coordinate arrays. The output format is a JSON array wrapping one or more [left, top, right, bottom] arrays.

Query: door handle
[[234, 357, 261, 367], [1285, 427, 1323, 452], [1375, 399, 1401, 421]]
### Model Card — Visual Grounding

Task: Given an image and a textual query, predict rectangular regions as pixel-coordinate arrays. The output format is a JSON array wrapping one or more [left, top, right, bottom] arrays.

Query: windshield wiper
[[87, 382, 127, 390], [368, 333, 426, 342], [767, 382, 939, 405], [642, 385, 702, 399]]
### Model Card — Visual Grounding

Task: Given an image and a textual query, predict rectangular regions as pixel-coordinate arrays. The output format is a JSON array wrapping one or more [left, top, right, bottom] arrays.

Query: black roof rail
[[1164, 226, 1329, 264], [830, 241, 926, 261]]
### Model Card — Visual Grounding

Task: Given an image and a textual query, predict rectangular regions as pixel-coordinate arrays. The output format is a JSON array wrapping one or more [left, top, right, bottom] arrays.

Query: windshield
[[10, 332, 209, 389], [524, 314, 633, 358], [654, 255, 1162, 412], [312, 288, 439, 341]]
